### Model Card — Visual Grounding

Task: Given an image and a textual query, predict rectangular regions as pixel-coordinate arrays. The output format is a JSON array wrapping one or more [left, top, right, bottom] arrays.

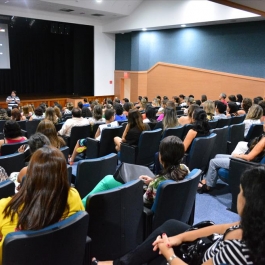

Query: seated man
[[213, 101, 227, 120], [69, 109, 118, 164], [58, 108, 89, 137]]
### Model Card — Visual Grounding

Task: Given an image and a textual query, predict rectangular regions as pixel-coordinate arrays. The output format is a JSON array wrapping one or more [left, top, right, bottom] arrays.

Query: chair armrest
[[120, 143, 137, 164], [143, 206, 154, 239], [85, 138, 100, 158]]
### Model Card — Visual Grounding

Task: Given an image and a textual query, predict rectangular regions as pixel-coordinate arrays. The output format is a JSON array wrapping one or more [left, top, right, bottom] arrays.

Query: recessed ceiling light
[[181, 24, 186, 27], [142, 28, 147, 31], [96, 0, 102, 3]]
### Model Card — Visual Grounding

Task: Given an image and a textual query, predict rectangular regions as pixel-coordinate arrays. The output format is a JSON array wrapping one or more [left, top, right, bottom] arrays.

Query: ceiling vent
[[91, 14, 104, 17], [59, 8, 74, 12]]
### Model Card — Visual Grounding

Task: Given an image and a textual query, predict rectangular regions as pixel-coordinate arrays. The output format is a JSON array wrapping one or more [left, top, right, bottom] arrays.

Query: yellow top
[[0, 187, 84, 264]]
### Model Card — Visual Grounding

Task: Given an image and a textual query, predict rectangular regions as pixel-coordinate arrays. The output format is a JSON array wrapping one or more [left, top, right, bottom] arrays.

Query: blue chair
[[210, 126, 229, 159], [3, 211, 90, 265], [120, 128, 162, 166], [86, 179, 143, 260], [0, 152, 25, 176], [244, 124, 263, 142], [216, 118, 231, 128], [25, 120, 41, 138], [185, 133, 217, 172], [161, 126, 185, 140], [75, 153, 118, 198], [227, 123, 245, 154], [143, 169, 202, 237], [0, 180, 15, 199], [230, 114, 246, 125], [1, 140, 28, 156], [208, 119, 218, 130]]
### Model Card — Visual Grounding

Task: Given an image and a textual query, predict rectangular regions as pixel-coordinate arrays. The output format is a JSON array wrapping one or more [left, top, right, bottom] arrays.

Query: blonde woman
[[203, 100, 215, 121], [45, 107, 58, 125]]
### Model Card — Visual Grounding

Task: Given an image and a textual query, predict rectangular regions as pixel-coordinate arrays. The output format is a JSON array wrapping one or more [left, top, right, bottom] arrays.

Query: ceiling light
[[142, 28, 147, 31], [4, 1, 9, 3], [181, 24, 186, 27], [96, 0, 102, 3]]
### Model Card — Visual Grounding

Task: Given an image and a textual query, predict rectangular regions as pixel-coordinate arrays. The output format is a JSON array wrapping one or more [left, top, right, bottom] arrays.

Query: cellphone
[[24, 144, 29, 152]]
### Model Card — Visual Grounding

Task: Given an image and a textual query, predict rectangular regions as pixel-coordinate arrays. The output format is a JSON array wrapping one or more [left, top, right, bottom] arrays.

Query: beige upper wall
[[115, 62, 265, 102]]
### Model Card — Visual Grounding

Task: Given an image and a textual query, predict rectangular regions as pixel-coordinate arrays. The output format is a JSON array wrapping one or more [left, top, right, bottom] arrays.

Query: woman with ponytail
[[81, 136, 189, 208]]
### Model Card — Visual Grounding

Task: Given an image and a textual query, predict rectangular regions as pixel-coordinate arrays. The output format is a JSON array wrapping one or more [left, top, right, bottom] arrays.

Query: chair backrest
[[161, 126, 185, 140], [210, 126, 229, 158], [0, 152, 25, 176], [25, 120, 41, 138], [244, 124, 264, 142], [98, 127, 122, 157], [3, 211, 89, 265], [75, 153, 118, 198], [186, 133, 217, 172], [176, 110, 184, 115], [148, 122, 158, 130], [227, 123, 245, 154], [91, 122, 105, 138], [118, 120, 128, 125], [55, 122, 64, 132], [68, 125, 91, 154], [216, 118, 231, 128], [67, 165, 72, 184], [136, 128, 162, 166], [17, 120, 27, 130], [208, 120, 218, 130], [86, 179, 143, 260], [182, 124, 193, 140], [60, 146, 69, 163], [1, 140, 28, 156], [0, 179, 15, 199], [230, 114, 246, 125], [0, 120, 6, 132], [151, 169, 202, 229]]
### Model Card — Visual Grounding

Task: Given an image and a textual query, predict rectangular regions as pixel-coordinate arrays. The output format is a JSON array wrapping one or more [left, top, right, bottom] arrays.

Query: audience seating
[[143, 169, 202, 237], [65, 125, 91, 154], [25, 120, 41, 138], [210, 126, 229, 159], [218, 156, 265, 213], [85, 127, 122, 159], [148, 122, 158, 130], [0, 152, 25, 176], [161, 126, 185, 140], [60, 146, 69, 163], [185, 133, 217, 172], [61, 113, 72, 122], [0, 133, 3, 140], [208, 120, 218, 130], [117, 120, 128, 125], [229, 114, 246, 125], [86, 179, 143, 260], [119, 122, 128, 137], [0, 180, 15, 199], [55, 122, 64, 132], [120, 128, 162, 166], [227, 123, 245, 154], [75, 153, 118, 198], [1, 140, 28, 156], [216, 118, 231, 128], [244, 124, 263, 142], [2, 211, 90, 265], [17, 120, 27, 130], [91, 122, 105, 138], [182, 124, 193, 140], [0, 120, 6, 132]]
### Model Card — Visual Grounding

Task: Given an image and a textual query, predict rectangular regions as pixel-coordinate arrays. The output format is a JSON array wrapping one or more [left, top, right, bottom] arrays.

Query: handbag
[[113, 162, 155, 184], [179, 221, 222, 265]]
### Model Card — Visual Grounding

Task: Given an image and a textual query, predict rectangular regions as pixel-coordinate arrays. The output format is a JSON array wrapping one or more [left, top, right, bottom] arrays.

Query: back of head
[[34, 107, 43, 117], [23, 105, 29, 115], [166, 100, 176, 110], [114, 103, 123, 115], [146, 106, 157, 122], [66, 102, 74, 110], [228, 95, 236, 102], [203, 101, 215, 116], [93, 105, 103, 120], [72, 107, 81, 118], [54, 106, 62, 118], [215, 101, 226, 114], [11, 108, 21, 121], [128, 109, 145, 131], [159, 136, 188, 181], [240, 167, 265, 265], [3, 146, 69, 230], [84, 98, 88, 103], [201, 94, 207, 102], [78, 101, 83, 109], [187, 104, 200, 118], [123, 102, 132, 112], [28, 132, 51, 153], [163, 107, 179, 130], [220, 93, 226, 99], [258, 100, 265, 116], [4, 120, 22, 138], [228, 102, 238, 114], [242, 98, 252, 113], [140, 98, 147, 109], [179, 94, 185, 100], [236, 94, 243, 103], [105, 109, 115, 121], [246, 104, 263, 120], [192, 109, 210, 134]]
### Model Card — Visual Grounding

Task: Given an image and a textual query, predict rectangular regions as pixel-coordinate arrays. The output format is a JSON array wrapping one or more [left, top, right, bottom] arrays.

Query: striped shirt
[[6, 96, 20, 108], [203, 225, 253, 265]]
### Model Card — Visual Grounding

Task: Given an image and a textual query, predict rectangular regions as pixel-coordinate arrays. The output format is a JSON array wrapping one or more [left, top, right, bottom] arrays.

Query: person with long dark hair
[[92, 167, 265, 265], [183, 108, 210, 152], [0, 146, 84, 262], [114, 109, 150, 152]]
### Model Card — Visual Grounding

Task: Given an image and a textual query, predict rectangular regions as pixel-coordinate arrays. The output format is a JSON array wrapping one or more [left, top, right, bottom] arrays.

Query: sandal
[[91, 258, 98, 265], [197, 184, 211, 194]]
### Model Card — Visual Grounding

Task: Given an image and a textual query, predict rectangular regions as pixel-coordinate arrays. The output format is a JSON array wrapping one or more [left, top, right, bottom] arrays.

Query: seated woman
[[226, 102, 239, 117], [198, 131, 265, 193], [0, 146, 84, 263], [243, 104, 262, 137], [0, 120, 27, 154], [11, 108, 26, 121], [203, 101, 215, 121], [238, 97, 252, 115], [93, 167, 265, 265], [69, 109, 118, 164], [114, 109, 150, 152], [87, 104, 106, 124], [154, 107, 179, 131], [183, 109, 210, 152], [143, 106, 158, 124], [82, 136, 189, 208], [178, 104, 199, 126], [44, 107, 59, 125], [36, 120, 66, 149], [29, 106, 44, 121]]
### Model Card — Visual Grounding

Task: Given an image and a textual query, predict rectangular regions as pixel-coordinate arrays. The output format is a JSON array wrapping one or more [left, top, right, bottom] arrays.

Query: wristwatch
[[167, 254, 177, 265]]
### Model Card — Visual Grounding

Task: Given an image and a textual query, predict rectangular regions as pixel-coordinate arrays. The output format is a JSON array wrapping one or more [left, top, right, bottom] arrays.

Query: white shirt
[[96, 121, 119, 141], [243, 119, 261, 137], [58, 117, 90, 137]]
